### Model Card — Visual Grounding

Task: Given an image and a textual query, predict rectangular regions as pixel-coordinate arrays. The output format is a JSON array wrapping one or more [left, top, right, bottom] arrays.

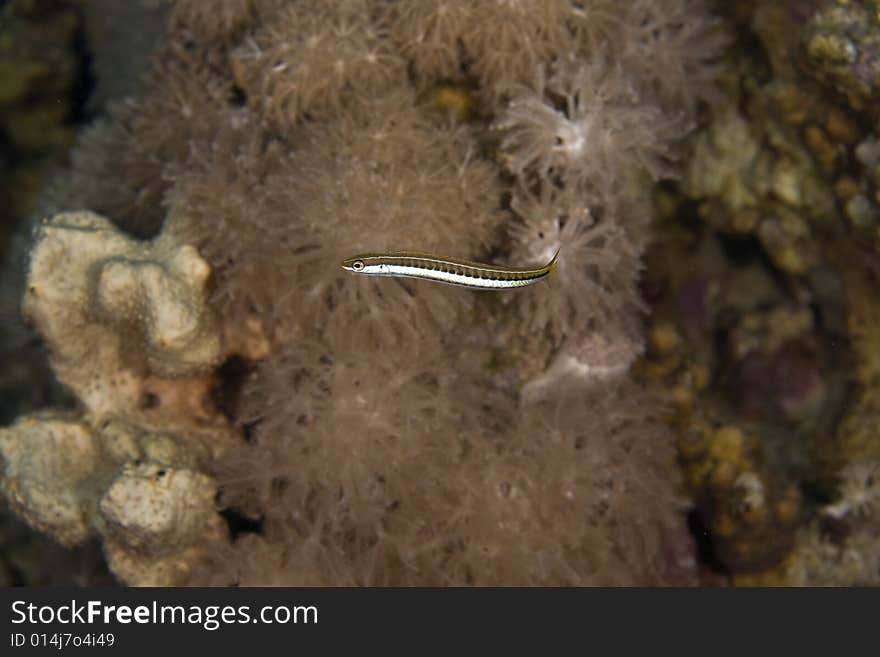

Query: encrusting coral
[[26, 211, 222, 389], [1, 211, 244, 585], [2, 0, 726, 585]]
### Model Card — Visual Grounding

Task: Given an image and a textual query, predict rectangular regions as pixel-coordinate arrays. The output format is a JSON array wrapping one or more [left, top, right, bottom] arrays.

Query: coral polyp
[[497, 58, 688, 190], [232, 0, 405, 130]]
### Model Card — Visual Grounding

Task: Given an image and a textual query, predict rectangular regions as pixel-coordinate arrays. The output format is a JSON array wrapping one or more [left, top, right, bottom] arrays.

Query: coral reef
[[637, 226, 828, 575], [8, 0, 880, 589], [637, 0, 880, 584], [802, 0, 880, 111], [843, 123, 880, 254], [0, 0, 729, 585]]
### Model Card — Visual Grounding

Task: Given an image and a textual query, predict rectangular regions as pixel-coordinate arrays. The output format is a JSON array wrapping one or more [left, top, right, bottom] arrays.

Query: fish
[[340, 250, 559, 290]]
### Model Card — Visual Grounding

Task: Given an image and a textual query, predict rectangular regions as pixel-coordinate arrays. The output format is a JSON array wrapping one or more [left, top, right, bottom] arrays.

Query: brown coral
[[2, 0, 728, 586], [386, 0, 574, 96], [231, 0, 404, 131], [496, 56, 689, 191], [508, 184, 646, 346], [201, 371, 693, 585]]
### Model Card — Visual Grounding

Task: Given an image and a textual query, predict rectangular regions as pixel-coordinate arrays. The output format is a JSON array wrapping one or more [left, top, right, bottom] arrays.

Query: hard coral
[[99, 463, 226, 586], [803, 0, 880, 111], [0, 410, 230, 586], [0, 413, 99, 547], [1, 210, 246, 584], [25, 211, 221, 410]]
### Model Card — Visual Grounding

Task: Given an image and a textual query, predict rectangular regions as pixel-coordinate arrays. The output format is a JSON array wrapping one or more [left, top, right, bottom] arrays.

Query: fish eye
[[352, 260, 364, 272]]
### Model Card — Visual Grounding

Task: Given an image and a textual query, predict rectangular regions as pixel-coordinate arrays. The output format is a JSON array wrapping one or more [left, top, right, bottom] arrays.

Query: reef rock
[[0, 211, 244, 584]]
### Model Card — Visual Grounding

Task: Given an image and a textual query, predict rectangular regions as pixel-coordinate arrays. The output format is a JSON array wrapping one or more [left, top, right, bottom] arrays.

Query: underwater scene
[[1, 0, 879, 586]]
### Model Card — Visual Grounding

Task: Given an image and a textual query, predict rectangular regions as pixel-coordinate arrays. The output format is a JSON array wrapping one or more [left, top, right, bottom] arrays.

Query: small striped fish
[[340, 251, 559, 290]]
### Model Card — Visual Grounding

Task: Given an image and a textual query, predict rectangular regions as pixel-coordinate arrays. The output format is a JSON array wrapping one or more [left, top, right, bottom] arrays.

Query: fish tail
[[548, 248, 560, 274], [540, 248, 561, 286]]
